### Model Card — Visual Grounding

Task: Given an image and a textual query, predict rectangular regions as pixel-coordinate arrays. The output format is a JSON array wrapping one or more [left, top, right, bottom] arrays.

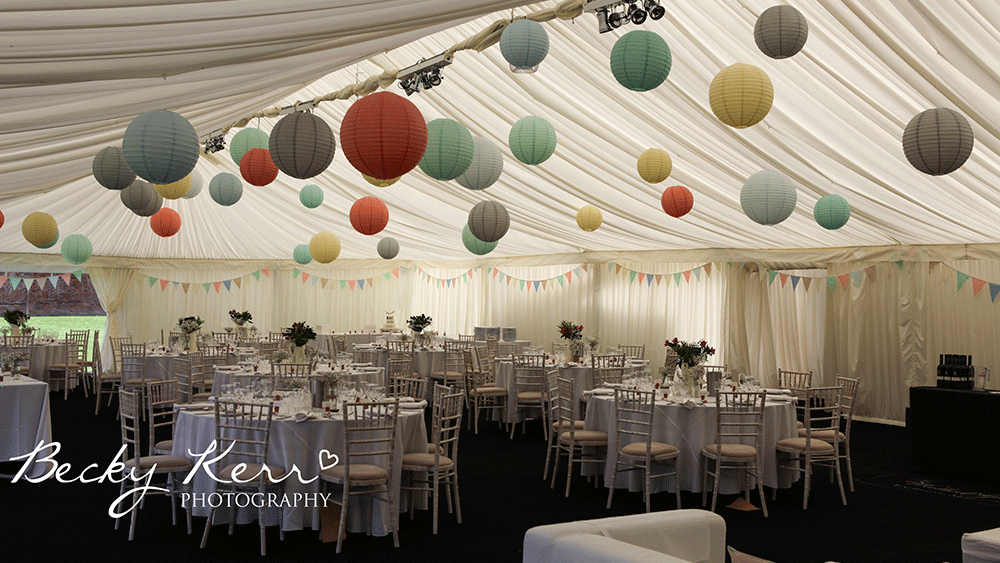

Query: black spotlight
[[631, 8, 647, 25], [399, 77, 418, 96], [596, 9, 612, 33], [644, 0, 665, 20], [427, 69, 442, 86], [608, 9, 627, 28]]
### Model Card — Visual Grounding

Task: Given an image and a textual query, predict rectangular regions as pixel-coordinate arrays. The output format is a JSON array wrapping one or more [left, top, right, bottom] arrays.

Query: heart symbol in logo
[[318, 449, 340, 471]]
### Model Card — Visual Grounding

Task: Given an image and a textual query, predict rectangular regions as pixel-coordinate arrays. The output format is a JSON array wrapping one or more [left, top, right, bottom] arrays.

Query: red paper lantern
[[350, 196, 389, 235], [340, 92, 428, 180], [0, 209, 5, 230], [240, 148, 278, 186], [661, 185, 694, 218], [150, 207, 181, 237]]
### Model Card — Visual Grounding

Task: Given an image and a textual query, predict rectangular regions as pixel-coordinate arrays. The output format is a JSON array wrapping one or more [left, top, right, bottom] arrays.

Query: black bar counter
[[909, 386, 1000, 481]]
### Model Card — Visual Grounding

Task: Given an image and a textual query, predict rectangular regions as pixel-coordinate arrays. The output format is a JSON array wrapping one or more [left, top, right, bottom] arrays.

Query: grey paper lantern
[[456, 137, 504, 191], [377, 237, 400, 260], [902, 108, 974, 175], [208, 172, 243, 206], [468, 200, 510, 243], [92, 146, 136, 190], [136, 189, 163, 217], [741, 170, 797, 225], [122, 109, 199, 184], [182, 170, 203, 199], [754, 5, 808, 59], [509, 116, 556, 165], [419, 118, 475, 181], [120, 179, 158, 212], [268, 112, 336, 179], [500, 19, 549, 73]]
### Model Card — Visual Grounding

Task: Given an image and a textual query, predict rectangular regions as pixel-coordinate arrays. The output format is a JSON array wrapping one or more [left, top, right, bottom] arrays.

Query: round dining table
[[0, 375, 52, 478]]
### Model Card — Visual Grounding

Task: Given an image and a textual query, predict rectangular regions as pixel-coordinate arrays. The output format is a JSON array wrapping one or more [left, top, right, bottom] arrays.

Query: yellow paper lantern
[[363, 174, 400, 187], [21, 212, 58, 247], [709, 63, 774, 129], [637, 149, 672, 183], [154, 174, 192, 200], [309, 232, 341, 263], [576, 205, 603, 232]]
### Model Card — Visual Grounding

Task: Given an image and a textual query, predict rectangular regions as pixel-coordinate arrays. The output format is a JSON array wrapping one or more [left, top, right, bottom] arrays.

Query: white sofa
[[523, 509, 727, 563]]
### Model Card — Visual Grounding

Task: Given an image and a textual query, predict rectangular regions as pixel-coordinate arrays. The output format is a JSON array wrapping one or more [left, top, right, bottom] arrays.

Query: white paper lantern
[[182, 170, 203, 199], [456, 137, 504, 191]]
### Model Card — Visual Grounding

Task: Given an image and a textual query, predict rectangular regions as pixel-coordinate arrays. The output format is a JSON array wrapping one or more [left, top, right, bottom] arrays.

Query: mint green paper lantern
[[462, 224, 497, 255], [122, 109, 199, 184], [500, 19, 549, 73], [509, 116, 556, 165], [456, 137, 504, 190], [741, 170, 797, 225], [610, 30, 672, 92], [61, 234, 92, 265], [299, 184, 324, 209], [418, 119, 474, 181], [230, 127, 269, 166], [209, 173, 243, 206], [813, 194, 851, 230], [293, 244, 313, 265]]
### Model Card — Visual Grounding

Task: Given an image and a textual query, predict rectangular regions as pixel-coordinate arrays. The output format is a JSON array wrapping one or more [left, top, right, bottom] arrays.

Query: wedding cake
[[382, 311, 396, 332]]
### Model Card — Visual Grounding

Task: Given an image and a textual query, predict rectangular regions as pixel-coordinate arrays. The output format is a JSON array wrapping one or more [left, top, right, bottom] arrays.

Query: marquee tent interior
[[2, 0, 1000, 423]]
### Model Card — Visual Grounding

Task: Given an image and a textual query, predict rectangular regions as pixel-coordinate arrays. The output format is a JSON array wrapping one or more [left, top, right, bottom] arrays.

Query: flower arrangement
[[282, 322, 316, 347], [229, 310, 253, 326], [407, 314, 432, 333], [177, 316, 204, 334], [558, 320, 583, 341], [283, 377, 308, 390], [3, 310, 29, 327], [0, 346, 25, 374], [320, 370, 345, 390], [664, 338, 715, 368], [586, 335, 600, 351], [271, 349, 291, 363]]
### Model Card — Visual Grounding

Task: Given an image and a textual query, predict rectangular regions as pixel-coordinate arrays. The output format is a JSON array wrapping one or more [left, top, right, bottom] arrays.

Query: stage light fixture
[[644, 0, 665, 20], [585, 0, 658, 33], [204, 133, 225, 154]]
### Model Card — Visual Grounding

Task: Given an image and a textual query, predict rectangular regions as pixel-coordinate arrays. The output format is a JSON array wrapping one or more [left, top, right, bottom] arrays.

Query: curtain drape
[[88, 267, 137, 370]]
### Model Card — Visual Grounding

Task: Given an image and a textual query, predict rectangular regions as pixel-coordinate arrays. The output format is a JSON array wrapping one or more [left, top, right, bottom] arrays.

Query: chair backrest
[[712, 391, 767, 454], [200, 345, 231, 358], [120, 342, 146, 385], [146, 379, 178, 453], [554, 376, 577, 433], [62, 338, 82, 365], [472, 346, 496, 388], [269, 331, 285, 342], [441, 343, 465, 373], [109, 336, 132, 374], [617, 344, 646, 360], [445, 339, 470, 352], [612, 387, 656, 452], [701, 364, 728, 393], [778, 369, 812, 391], [513, 354, 546, 395], [67, 329, 90, 362], [271, 363, 311, 377], [498, 342, 519, 358], [199, 352, 230, 376], [431, 384, 463, 461], [458, 334, 474, 343], [332, 337, 346, 355], [800, 386, 844, 446], [91, 334, 104, 379], [167, 331, 183, 347], [256, 340, 282, 356], [592, 354, 626, 386], [5, 335, 34, 367], [462, 348, 477, 403], [118, 388, 143, 459], [389, 374, 425, 399], [836, 376, 860, 421], [353, 346, 379, 365], [341, 399, 399, 476], [486, 336, 499, 360], [214, 398, 276, 485], [387, 339, 412, 357], [174, 355, 194, 403]]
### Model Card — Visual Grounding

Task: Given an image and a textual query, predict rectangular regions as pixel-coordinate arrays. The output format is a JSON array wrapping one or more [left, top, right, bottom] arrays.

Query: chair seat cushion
[[321, 464, 388, 484], [431, 371, 463, 380], [124, 455, 193, 473], [427, 444, 445, 455], [401, 452, 454, 469], [517, 391, 543, 402], [192, 392, 212, 400], [622, 441, 678, 458], [123, 378, 149, 387], [153, 439, 173, 453], [552, 419, 586, 432], [702, 443, 757, 459], [474, 386, 506, 396], [219, 462, 287, 483], [50, 363, 82, 370], [777, 437, 835, 452], [798, 428, 845, 441], [558, 430, 608, 444]]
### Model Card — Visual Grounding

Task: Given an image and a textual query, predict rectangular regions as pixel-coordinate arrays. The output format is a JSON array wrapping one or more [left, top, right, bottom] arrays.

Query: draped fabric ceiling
[[2, 0, 1000, 267]]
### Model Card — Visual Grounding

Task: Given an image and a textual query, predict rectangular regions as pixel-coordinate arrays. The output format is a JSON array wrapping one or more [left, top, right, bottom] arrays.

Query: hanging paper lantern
[[813, 194, 851, 230], [741, 170, 797, 225], [468, 200, 509, 243], [208, 173, 243, 206], [122, 109, 199, 184], [309, 232, 341, 263], [21, 212, 58, 247], [135, 189, 163, 217], [754, 5, 809, 59], [0, 210, 4, 230], [154, 174, 191, 200], [268, 111, 336, 179], [350, 196, 389, 235], [299, 184, 324, 209], [456, 137, 504, 191], [610, 30, 672, 92], [92, 146, 136, 190], [661, 185, 694, 218], [341, 91, 428, 180], [150, 208, 181, 237], [229, 127, 269, 166], [902, 108, 974, 175], [293, 244, 313, 265], [509, 116, 557, 165], [419, 119, 474, 181], [500, 19, 550, 73], [60, 234, 92, 265], [462, 224, 497, 256], [120, 180, 158, 212], [363, 174, 400, 187], [182, 170, 203, 199], [576, 205, 603, 232], [377, 237, 399, 260], [37, 228, 59, 250], [637, 149, 672, 183], [709, 63, 774, 129], [240, 148, 279, 186]]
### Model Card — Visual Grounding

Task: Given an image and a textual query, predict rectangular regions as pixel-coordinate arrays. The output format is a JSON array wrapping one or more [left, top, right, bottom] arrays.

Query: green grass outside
[[22, 315, 106, 338]]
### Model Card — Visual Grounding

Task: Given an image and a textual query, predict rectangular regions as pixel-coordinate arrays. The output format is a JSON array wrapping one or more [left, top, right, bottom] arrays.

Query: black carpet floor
[[2, 392, 997, 563]]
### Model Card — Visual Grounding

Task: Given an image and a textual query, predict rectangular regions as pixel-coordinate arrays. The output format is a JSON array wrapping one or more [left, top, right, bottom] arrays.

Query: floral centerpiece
[[3, 309, 30, 336], [407, 314, 433, 348], [558, 320, 585, 361], [283, 322, 316, 363], [229, 310, 253, 326], [585, 335, 600, 352], [271, 349, 291, 363], [0, 346, 25, 378], [177, 316, 204, 350], [664, 338, 715, 396]]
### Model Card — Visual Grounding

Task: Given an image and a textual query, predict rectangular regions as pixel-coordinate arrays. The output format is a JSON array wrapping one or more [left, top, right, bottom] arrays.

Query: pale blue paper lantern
[[813, 194, 851, 230], [293, 244, 313, 265], [92, 146, 136, 190], [456, 137, 504, 191], [61, 234, 93, 265], [230, 127, 269, 166], [182, 170, 203, 199], [418, 119, 474, 181], [209, 173, 243, 206], [122, 109, 199, 184], [377, 237, 400, 259], [500, 19, 549, 73], [509, 116, 556, 165], [299, 184, 324, 209], [468, 200, 510, 242], [463, 224, 497, 255], [741, 170, 797, 225]]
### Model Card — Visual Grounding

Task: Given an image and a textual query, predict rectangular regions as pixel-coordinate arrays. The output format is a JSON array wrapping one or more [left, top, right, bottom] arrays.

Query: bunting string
[[0, 270, 84, 290]]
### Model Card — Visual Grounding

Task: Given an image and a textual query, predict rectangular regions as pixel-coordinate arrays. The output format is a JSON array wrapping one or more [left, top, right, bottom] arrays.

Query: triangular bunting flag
[[223, 280, 232, 291], [655, 274, 663, 286], [182, 283, 190, 293], [693, 267, 702, 281], [493, 268, 499, 278], [615, 264, 622, 275], [574, 267, 582, 276], [557, 275, 565, 287], [565, 271, 572, 283], [851, 271, 864, 287], [202, 283, 211, 293], [519, 280, 525, 290], [384, 272, 391, 281], [929, 262, 940, 272], [646, 273, 654, 286], [637, 273, 645, 284], [358, 279, 365, 289], [252, 271, 261, 281], [25, 278, 35, 289], [172, 281, 180, 289], [467, 269, 473, 278], [803, 277, 812, 292], [262, 269, 270, 277], [957, 272, 970, 291], [392, 268, 400, 279], [159, 279, 169, 291], [779, 273, 789, 287], [60, 273, 71, 285], [367, 278, 373, 286], [311, 276, 318, 285], [462, 273, 468, 284], [321, 278, 329, 288], [582, 264, 588, 272], [339, 280, 346, 290], [865, 266, 877, 281], [302, 273, 310, 283], [673, 272, 682, 286], [47, 275, 59, 287], [827, 277, 836, 292], [212, 282, 221, 293], [0, 276, 8, 287], [608, 263, 614, 272], [767, 271, 777, 285], [683, 270, 691, 283], [542, 280, 548, 289], [838, 274, 850, 289], [293, 269, 301, 278], [72, 270, 84, 281], [895, 260, 904, 270], [629, 271, 637, 284], [973, 278, 986, 296], [10, 278, 22, 290], [506, 276, 512, 285], [704, 263, 712, 276], [148, 276, 157, 288], [791, 276, 800, 290], [446, 279, 451, 288], [500, 273, 506, 282], [348, 280, 356, 290], [991, 283, 1000, 303], [533, 280, 540, 291]]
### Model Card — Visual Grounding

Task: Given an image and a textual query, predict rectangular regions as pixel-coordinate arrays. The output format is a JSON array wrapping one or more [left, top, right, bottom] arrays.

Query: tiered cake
[[382, 311, 396, 332]]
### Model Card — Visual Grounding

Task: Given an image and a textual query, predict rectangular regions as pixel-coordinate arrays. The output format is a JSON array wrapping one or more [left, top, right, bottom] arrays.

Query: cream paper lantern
[[182, 170, 203, 199], [637, 149, 672, 183], [576, 205, 603, 232], [709, 63, 774, 129], [309, 232, 341, 263]]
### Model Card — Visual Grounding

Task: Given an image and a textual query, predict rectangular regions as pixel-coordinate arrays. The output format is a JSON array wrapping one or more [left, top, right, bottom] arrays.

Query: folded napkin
[[215, 365, 242, 371], [399, 399, 428, 410], [584, 388, 614, 397], [293, 411, 317, 423], [767, 394, 797, 402], [763, 388, 793, 395], [177, 402, 214, 411], [682, 399, 701, 409]]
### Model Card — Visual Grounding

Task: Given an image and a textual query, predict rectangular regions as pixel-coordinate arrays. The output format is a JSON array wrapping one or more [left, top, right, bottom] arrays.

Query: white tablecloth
[[583, 395, 798, 494], [0, 376, 52, 478], [213, 366, 386, 391], [26, 342, 68, 388], [172, 406, 427, 534], [318, 332, 376, 353], [354, 348, 445, 400], [496, 361, 587, 424]]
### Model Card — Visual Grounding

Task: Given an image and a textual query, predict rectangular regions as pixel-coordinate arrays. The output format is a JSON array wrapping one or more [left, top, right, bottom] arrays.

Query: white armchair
[[523, 509, 727, 563]]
